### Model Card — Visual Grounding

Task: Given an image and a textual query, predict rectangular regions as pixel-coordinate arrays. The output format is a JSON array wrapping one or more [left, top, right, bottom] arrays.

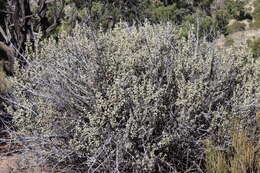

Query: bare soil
[[0, 153, 60, 173], [0, 134, 61, 173]]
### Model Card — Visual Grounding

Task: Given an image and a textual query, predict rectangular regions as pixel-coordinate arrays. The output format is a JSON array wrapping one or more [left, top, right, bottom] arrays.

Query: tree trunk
[[0, 0, 65, 67]]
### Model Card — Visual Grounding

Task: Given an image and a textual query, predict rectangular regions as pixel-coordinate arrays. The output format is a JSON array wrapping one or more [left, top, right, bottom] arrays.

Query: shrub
[[224, 38, 235, 47], [213, 9, 230, 35], [7, 22, 257, 172], [227, 21, 246, 34], [250, 1, 260, 29], [181, 11, 218, 41], [145, 3, 187, 23], [247, 37, 260, 58], [224, 0, 247, 20]]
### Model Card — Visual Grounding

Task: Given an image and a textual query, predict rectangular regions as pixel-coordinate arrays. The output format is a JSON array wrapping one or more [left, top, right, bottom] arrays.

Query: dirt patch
[[0, 154, 26, 173], [0, 134, 61, 173], [0, 153, 60, 173]]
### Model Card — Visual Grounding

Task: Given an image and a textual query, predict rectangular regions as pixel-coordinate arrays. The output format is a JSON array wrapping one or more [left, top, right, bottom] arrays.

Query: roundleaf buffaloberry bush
[[8, 22, 257, 172]]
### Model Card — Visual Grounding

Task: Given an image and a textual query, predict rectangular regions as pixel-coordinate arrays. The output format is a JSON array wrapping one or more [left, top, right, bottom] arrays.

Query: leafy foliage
[[181, 11, 218, 40], [145, 2, 188, 24]]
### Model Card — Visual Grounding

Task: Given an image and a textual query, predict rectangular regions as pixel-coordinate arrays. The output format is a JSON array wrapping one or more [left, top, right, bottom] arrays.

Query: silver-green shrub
[[8, 22, 257, 172]]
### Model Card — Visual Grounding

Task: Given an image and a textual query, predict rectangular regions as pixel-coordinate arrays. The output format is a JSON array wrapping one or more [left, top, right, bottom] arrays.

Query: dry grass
[[205, 115, 260, 173], [205, 140, 229, 173]]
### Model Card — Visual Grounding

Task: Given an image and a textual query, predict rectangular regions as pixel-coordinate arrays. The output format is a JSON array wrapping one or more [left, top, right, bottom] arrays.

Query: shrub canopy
[[9, 22, 257, 172]]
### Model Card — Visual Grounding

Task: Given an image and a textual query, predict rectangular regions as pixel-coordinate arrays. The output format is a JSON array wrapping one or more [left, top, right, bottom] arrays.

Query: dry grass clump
[[6, 22, 258, 172], [0, 67, 9, 94], [205, 140, 229, 173], [0, 67, 13, 131], [205, 118, 259, 173]]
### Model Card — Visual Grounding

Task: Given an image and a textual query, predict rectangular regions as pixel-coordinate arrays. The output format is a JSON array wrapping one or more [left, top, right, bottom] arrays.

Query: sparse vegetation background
[[6, 23, 258, 172]]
